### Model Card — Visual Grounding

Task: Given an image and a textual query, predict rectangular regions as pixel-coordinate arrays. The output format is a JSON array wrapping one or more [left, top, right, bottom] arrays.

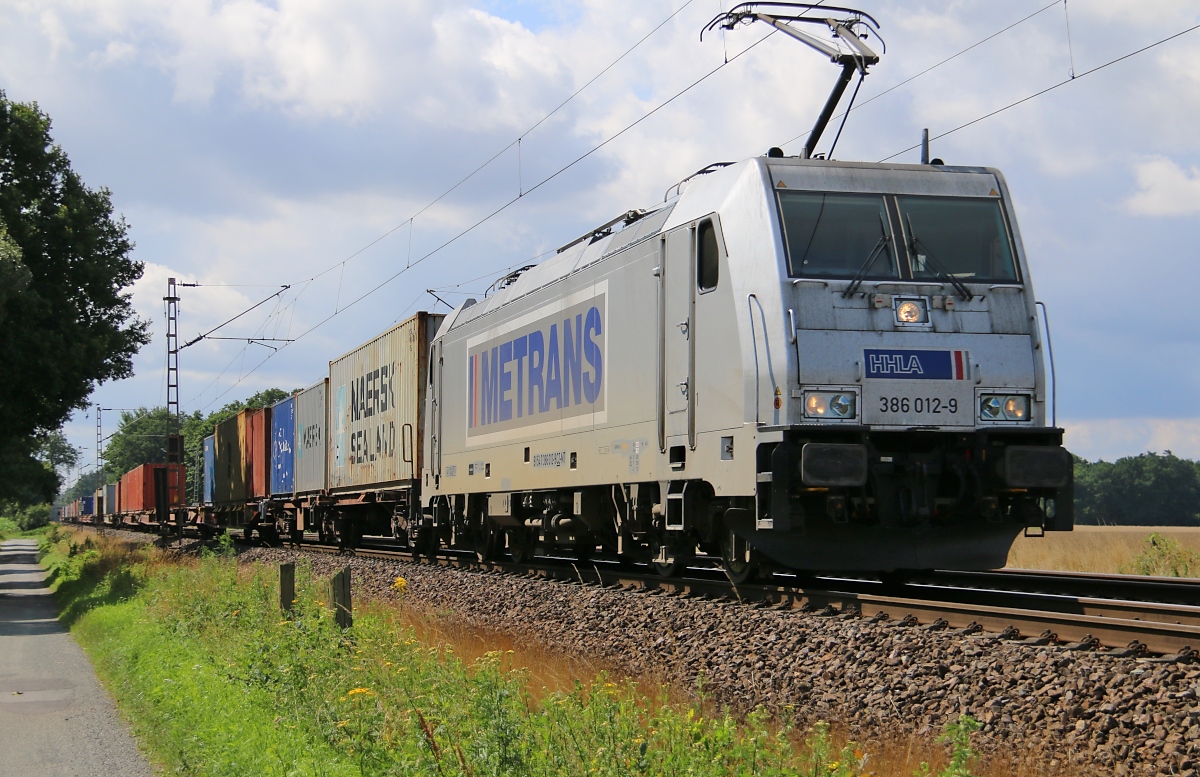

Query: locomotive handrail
[[1035, 300, 1058, 427], [663, 162, 736, 202]]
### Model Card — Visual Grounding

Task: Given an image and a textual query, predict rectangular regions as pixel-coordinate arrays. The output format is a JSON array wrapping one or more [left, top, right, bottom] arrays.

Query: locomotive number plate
[[864, 386, 974, 427], [877, 396, 960, 415]]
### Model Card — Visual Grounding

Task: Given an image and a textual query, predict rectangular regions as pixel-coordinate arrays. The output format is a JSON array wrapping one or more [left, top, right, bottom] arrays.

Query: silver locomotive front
[[735, 157, 1072, 572]]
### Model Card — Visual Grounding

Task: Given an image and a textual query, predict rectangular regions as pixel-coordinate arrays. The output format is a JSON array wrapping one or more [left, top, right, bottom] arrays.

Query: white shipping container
[[327, 312, 442, 492], [294, 379, 327, 494]]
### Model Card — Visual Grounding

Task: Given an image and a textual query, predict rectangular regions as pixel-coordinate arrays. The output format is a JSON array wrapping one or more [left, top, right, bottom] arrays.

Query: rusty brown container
[[118, 463, 187, 512], [214, 413, 246, 506], [244, 407, 270, 499], [327, 311, 442, 493]]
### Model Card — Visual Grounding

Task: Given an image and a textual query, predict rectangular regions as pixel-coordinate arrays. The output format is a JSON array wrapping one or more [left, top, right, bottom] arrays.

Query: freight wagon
[[115, 463, 187, 528], [212, 408, 272, 536], [256, 314, 441, 547]]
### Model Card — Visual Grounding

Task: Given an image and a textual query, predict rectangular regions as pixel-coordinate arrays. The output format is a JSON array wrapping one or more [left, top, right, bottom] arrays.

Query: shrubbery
[[0, 501, 51, 532]]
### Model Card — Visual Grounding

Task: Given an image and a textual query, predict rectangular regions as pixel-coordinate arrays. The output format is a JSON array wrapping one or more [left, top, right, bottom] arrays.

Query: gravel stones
[[232, 546, 1198, 776]]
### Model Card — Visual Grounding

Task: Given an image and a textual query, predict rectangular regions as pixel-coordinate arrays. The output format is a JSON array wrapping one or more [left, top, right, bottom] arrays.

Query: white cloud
[[1063, 418, 1200, 462], [1125, 156, 1200, 216]]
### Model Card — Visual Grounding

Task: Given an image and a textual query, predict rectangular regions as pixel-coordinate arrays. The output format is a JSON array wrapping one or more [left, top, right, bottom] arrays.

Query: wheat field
[[1005, 525, 1200, 575]]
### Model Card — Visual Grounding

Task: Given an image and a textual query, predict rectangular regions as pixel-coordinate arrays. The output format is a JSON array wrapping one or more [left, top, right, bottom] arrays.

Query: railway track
[[279, 537, 1200, 660], [72, 525, 1200, 659]]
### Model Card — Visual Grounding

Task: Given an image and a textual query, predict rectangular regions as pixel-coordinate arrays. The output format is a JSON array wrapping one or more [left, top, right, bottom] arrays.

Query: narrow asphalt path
[[0, 539, 154, 776]]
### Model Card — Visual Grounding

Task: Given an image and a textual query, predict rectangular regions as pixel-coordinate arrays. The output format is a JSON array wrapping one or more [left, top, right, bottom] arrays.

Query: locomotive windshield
[[778, 190, 1020, 283], [897, 196, 1018, 282], [778, 192, 898, 279]]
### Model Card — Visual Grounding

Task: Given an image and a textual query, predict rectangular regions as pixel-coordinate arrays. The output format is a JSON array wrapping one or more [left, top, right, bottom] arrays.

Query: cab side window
[[697, 219, 719, 292]]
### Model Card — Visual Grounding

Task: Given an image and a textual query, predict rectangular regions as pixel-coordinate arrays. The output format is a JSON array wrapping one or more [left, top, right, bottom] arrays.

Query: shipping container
[[271, 396, 296, 496], [119, 463, 187, 513], [214, 414, 245, 505], [202, 435, 216, 505], [93, 484, 117, 515], [294, 380, 327, 495], [327, 312, 442, 493], [80, 495, 94, 515], [245, 407, 270, 499]]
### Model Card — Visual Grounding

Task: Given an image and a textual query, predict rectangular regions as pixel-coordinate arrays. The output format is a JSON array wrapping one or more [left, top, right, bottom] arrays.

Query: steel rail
[[919, 568, 1200, 606], [289, 542, 1200, 658]]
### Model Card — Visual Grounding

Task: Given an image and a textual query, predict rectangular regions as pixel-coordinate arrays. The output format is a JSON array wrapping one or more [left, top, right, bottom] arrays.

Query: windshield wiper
[[843, 212, 892, 298], [905, 215, 973, 301]]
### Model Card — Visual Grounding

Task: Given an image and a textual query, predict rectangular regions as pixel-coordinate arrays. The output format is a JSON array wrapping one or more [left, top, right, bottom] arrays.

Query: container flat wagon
[[305, 312, 442, 547], [115, 463, 187, 528]]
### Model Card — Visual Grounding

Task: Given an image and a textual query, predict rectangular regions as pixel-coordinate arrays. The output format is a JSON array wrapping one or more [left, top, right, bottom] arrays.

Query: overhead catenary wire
[[778, 0, 1064, 151], [284, 0, 702, 293], [196, 27, 784, 413], [194, 6, 1196, 414], [878, 21, 1200, 163]]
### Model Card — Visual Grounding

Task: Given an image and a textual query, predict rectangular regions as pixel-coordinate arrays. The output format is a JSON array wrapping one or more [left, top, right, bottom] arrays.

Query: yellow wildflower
[[392, 576, 407, 594], [347, 687, 374, 696]]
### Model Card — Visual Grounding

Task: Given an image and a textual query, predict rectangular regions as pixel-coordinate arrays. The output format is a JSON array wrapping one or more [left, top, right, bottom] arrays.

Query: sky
[[1, 0, 1198, 482]]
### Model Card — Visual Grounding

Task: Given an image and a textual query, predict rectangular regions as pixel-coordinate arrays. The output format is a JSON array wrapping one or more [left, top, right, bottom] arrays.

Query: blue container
[[80, 495, 95, 516], [202, 435, 216, 505], [271, 396, 296, 496]]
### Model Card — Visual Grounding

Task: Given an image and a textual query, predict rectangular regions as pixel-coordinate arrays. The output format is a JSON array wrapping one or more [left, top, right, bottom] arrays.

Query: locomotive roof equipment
[[703, 3, 884, 159]]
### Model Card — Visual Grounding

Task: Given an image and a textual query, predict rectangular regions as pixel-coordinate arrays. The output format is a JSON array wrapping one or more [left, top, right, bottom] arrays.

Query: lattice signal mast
[[164, 279, 183, 520]]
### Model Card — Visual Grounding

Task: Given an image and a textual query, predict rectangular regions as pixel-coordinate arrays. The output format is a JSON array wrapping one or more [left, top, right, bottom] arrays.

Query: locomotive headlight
[[829, 393, 855, 418], [1003, 395, 1029, 420], [979, 395, 1004, 421], [979, 394, 1031, 422], [893, 297, 929, 326], [804, 391, 856, 419]]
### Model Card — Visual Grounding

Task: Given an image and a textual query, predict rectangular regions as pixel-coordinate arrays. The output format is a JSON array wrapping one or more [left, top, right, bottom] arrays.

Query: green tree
[[1074, 452, 1200, 526], [0, 91, 150, 505], [103, 407, 175, 478], [0, 221, 31, 320]]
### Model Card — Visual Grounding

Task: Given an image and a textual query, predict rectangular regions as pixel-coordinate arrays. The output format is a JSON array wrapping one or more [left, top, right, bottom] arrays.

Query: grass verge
[[41, 528, 988, 777], [1007, 525, 1200, 575]]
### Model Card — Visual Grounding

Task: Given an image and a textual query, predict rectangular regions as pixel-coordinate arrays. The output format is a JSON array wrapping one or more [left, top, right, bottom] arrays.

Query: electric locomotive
[[418, 4, 1072, 579]]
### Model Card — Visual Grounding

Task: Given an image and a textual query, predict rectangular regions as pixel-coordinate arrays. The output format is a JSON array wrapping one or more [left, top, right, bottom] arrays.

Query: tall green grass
[[41, 530, 982, 777]]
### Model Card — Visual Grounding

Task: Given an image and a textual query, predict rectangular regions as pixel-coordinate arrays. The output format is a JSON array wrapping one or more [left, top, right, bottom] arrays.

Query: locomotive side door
[[659, 227, 695, 455]]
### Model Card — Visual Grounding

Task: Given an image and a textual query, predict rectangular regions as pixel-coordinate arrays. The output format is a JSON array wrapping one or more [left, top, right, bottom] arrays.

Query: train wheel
[[508, 527, 532, 564], [474, 517, 500, 562], [649, 537, 690, 577], [259, 525, 280, 546], [720, 525, 757, 585], [243, 526, 255, 543]]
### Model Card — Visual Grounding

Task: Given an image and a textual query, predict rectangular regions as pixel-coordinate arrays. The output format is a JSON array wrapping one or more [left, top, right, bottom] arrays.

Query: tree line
[[1073, 452, 1200, 526]]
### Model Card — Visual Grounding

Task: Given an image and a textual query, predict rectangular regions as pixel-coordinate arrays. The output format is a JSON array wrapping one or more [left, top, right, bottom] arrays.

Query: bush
[[1126, 533, 1199, 577], [0, 502, 52, 532]]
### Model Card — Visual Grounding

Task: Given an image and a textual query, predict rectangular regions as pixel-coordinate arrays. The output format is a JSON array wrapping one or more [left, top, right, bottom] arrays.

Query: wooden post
[[279, 562, 295, 612], [331, 564, 352, 629]]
